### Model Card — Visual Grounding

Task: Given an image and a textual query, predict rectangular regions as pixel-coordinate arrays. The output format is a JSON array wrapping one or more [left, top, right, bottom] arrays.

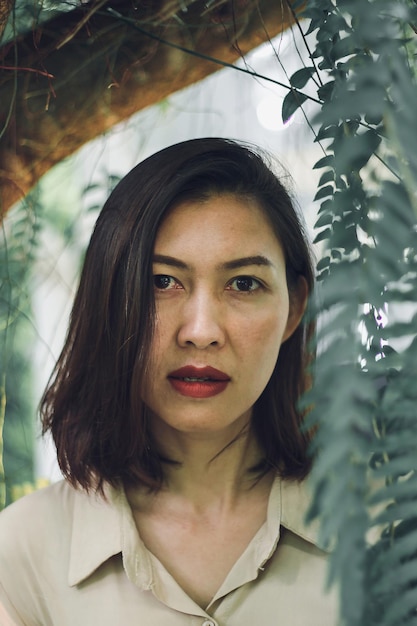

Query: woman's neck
[[167, 439, 263, 507], [130, 420, 269, 515]]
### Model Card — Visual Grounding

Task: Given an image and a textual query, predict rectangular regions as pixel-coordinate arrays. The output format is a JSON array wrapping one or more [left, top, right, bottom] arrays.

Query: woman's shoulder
[[1, 479, 73, 521], [0, 480, 78, 556], [0, 481, 86, 623]]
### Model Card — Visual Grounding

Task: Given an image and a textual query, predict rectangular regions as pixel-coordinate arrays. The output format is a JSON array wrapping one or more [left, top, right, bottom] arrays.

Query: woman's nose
[[177, 292, 226, 349]]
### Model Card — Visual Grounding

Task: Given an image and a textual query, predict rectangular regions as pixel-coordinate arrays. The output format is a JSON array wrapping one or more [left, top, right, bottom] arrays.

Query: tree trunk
[[0, 0, 296, 215]]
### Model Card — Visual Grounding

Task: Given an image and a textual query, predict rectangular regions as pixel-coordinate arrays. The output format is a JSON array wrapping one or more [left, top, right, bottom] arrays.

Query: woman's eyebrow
[[153, 254, 274, 270], [219, 255, 274, 270], [153, 254, 188, 269]]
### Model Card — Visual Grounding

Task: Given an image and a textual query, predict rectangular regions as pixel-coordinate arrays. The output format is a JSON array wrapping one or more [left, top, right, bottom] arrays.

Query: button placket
[[202, 620, 216, 626]]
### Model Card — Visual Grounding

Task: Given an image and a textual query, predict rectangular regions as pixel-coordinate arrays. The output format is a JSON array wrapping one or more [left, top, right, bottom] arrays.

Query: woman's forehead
[[158, 193, 277, 236], [153, 193, 285, 267]]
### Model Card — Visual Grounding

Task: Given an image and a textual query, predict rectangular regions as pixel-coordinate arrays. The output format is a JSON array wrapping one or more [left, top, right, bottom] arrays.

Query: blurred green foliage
[[1, 0, 77, 44], [287, 1, 417, 624], [0, 194, 39, 508], [0, 158, 83, 509]]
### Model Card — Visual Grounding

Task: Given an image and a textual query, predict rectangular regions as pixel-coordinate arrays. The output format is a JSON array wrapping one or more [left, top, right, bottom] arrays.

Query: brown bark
[[0, 0, 296, 215], [0, 0, 14, 39]]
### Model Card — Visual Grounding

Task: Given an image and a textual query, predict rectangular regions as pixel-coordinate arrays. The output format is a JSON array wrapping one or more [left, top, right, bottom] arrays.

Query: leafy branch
[[286, 1, 417, 624]]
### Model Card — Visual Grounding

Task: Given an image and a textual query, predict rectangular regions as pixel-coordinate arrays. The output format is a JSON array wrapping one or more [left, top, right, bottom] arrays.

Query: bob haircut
[[41, 137, 315, 492]]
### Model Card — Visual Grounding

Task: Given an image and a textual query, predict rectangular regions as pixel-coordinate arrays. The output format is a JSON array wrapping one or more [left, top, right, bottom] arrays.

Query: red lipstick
[[168, 366, 230, 398]]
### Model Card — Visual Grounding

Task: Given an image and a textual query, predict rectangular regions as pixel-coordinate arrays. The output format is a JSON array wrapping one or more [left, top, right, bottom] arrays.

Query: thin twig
[[0, 33, 18, 142], [0, 65, 54, 78], [253, 4, 325, 152], [284, 0, 323, 88], [105, 7, 322, 106], [56, 0, 111, 50]]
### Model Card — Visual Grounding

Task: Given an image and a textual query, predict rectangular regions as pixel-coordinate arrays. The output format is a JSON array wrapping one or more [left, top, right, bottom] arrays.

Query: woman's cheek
[[239, 308, 289, 346]]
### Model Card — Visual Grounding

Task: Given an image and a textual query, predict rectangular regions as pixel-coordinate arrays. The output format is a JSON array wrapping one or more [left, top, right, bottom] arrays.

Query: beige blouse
[[0, 476, 340, 625]]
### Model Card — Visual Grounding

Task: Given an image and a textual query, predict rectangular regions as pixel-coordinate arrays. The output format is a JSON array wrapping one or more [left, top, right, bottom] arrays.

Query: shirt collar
[[68, 482, 152, 588], [280, 477, 328, 551], [206, 475, 327, 607], [67, 474, 326, 588]]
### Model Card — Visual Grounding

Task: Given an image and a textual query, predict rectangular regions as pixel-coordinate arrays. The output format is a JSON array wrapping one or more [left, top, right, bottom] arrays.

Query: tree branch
[[0, 0, 298, 216], [0, 0, 14, 40]]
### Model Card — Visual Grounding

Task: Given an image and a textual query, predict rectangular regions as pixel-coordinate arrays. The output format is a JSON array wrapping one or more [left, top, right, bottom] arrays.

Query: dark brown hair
[[40, 137, 315, 492]]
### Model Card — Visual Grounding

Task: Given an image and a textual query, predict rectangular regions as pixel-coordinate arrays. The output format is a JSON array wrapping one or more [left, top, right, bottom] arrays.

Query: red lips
[[168, 366, 230, 398]]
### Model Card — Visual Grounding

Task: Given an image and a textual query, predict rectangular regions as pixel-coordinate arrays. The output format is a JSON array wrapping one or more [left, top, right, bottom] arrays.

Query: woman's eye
[[228, 276, 262, 292], [153, 275, 179, 290]]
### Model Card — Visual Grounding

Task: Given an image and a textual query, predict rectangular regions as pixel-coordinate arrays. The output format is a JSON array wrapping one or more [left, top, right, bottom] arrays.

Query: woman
[[0, 138, 339, 625]]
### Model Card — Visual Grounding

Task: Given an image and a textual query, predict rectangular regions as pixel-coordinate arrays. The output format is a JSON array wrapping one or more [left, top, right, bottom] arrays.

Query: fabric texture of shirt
[[0, 476, 340, 625]]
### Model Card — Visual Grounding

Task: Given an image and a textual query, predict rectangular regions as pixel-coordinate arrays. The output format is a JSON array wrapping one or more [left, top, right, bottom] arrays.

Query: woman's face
[[142, 193, 307, 440]]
